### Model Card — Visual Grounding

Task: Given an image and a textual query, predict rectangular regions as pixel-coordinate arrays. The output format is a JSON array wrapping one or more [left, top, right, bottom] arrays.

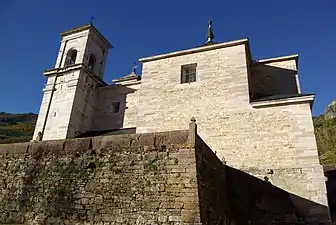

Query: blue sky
[[0, 0, 335, 116]]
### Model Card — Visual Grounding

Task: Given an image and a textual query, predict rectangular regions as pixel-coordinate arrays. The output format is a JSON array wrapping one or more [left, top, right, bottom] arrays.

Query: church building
[[33, 22, 330, 223]]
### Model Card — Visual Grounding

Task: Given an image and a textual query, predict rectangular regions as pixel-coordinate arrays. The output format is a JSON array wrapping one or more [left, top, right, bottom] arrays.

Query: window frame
[[181, 63, 197, 84]]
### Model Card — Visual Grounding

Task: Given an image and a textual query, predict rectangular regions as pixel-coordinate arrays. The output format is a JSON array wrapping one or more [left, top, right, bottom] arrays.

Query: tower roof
[[60, 23, 113, 49]]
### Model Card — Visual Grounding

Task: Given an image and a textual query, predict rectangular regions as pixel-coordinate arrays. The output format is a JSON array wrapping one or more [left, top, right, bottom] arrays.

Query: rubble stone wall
[[0, 131, 203, 225], [0, 130, 331, 224]]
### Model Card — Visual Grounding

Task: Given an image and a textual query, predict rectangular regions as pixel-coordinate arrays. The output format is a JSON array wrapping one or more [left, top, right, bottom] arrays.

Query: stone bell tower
[[33, 24, 112, 141]]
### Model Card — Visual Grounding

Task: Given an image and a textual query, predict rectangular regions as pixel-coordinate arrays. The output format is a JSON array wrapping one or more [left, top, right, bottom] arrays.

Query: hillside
[[0, 112, 37, 144], [0, 112, 335, 165], [314, 116, 336, 165], [325, 98, 336, 119]]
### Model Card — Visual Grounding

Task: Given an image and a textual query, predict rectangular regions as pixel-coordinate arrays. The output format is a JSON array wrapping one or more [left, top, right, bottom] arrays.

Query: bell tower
[[33, 24, 112, 141]]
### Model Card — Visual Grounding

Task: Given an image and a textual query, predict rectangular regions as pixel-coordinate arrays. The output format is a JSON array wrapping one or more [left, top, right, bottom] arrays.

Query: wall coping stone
[[255, 54, 299, 64], [0, 130, 190, 155], [139, 38, 249, 63]]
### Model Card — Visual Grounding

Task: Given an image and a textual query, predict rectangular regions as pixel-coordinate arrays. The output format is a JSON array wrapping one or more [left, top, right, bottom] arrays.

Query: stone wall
[[0, 129, 331, 224], [0, 131, 204, 225], [195, 134, 329, 224], [325, 168, 336, 224], [195, 133, 229, 224]]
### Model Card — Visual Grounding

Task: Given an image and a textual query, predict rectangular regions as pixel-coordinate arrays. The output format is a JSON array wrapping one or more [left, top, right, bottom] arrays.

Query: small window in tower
[[181, 63, 197, 84], [111, 102, 120, 113], [65, 49, 77, 66], [88, 54, 96, 73]]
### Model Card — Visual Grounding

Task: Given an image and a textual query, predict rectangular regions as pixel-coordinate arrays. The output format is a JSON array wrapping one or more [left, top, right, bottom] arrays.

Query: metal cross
[[90, 15, 95, 24]]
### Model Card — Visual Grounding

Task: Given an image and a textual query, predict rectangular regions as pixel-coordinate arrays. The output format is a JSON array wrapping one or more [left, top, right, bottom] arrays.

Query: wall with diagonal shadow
[[195, 135, 331, 225], [249, 60, 299, 100]]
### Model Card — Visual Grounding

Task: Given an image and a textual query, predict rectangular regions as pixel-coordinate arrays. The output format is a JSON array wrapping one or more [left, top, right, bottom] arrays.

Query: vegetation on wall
[[0, 112, 335, 165]]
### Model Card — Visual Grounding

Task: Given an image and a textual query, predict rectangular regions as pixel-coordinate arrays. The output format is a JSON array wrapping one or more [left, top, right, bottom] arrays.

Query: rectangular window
[[112, 102, 120, 113], [181, 63, 197, 84]]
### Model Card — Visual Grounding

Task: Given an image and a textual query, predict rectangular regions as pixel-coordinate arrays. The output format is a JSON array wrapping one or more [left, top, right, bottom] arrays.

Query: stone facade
[[92, 79, 141, 131], [134, 40, 329, 220], [31, 24, 330, 223]]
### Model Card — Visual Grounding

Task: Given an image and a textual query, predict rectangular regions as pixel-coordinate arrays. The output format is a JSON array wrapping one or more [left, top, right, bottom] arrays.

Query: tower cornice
[[60, 24, 113, 49], [43, 63, 107, 86]]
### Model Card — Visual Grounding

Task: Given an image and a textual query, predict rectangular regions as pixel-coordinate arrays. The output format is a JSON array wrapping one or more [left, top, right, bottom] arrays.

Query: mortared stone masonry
[[0, 121, 330, 224]]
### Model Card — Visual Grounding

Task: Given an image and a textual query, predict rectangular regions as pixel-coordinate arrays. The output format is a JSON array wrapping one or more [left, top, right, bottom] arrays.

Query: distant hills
[[0, 109, 335, 165], [0, 112, 37, 144]]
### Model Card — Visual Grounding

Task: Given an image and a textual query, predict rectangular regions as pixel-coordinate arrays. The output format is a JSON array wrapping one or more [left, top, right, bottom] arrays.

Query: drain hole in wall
[[87, 162, 96, 170], [264, 176, 270, 183]]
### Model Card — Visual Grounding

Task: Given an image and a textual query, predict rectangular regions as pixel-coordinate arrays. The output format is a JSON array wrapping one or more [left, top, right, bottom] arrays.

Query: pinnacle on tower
[[206, 20, 214, 43]]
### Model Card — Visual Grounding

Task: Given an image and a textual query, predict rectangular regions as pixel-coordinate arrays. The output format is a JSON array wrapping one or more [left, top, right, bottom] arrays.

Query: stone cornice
[[112, 72, 141, 84], [250, 94, 315, 108], [44, 63, 82, 75], [60, 24, 112, 49], [139, 38, 249, 63], [99, 80, 141, 90], [255, 54, 299, 64], [43, 64, 107, 87]]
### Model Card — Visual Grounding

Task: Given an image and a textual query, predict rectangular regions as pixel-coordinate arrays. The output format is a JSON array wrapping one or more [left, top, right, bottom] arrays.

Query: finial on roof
[[206, 20, 214, 43], [132, 62, 138, 74]]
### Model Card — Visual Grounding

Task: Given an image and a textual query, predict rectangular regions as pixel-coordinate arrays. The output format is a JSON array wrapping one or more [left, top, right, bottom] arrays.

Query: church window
[[181, 63, 197, 83], [65, 49, 77, 66], [88, 54, 96, 73], [111, 102, 120, 113]]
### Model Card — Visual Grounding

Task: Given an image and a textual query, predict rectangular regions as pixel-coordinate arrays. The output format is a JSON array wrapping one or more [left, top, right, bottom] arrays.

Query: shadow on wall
[[249, 63, 298, 101], [195, 135, 329, 225], [92, 84, 138, 131], [325, 169, 336, 224]]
